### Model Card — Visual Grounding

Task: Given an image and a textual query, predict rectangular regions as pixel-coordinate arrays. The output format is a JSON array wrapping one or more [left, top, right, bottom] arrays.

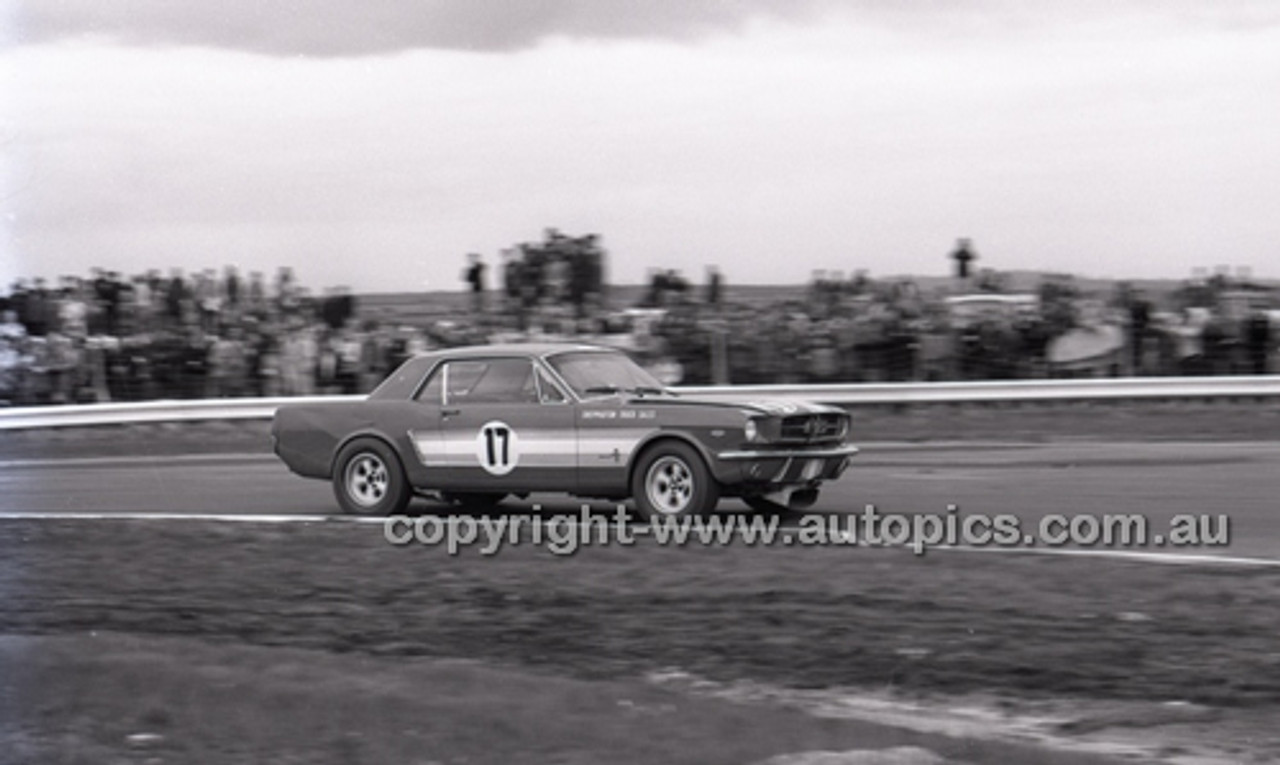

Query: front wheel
[[631, 441, 720, 519], [332, 438, 412, 516]]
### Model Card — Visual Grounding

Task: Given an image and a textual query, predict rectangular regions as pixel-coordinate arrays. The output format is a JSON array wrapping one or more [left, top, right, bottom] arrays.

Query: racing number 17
[[483, 425, 511, 468]]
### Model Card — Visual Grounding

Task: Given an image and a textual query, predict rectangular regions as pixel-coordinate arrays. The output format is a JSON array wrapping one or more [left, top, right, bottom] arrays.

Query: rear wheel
[[332, 438, 412, 516], [631, 441, 719, 519]]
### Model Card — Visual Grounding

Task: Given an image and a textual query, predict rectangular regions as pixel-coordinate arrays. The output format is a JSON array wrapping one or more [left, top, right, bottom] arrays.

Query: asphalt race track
[[3, 441, 1277, 561]]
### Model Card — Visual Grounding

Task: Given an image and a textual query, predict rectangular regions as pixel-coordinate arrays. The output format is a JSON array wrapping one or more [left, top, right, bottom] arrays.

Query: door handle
[[442, 408, 461, 417]]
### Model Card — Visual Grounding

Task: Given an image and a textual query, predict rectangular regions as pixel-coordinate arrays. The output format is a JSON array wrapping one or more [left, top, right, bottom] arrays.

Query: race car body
[[272, 343, 858, 517]]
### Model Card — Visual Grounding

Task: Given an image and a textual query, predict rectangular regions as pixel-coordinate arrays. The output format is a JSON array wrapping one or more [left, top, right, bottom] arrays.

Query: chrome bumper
[[716, 444, 860, 461]]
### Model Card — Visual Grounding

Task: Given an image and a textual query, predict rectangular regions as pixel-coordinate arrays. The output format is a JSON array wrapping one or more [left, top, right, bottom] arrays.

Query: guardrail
[[2, 376, 1278, 430]]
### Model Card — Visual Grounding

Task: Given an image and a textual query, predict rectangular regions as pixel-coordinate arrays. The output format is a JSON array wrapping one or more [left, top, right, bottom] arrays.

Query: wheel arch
[[627, 432, 718, 489], [330, 429, 406, 478]]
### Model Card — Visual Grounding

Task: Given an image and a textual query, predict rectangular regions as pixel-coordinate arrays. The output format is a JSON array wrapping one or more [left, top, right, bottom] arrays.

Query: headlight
[[744, 418, 759, 442]]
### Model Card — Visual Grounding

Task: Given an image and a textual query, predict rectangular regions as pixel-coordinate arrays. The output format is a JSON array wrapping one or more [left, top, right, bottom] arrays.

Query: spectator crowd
[[0, 267, 436, 405], [1, 246, 1276, 405], [649, 273, 1276, 385]]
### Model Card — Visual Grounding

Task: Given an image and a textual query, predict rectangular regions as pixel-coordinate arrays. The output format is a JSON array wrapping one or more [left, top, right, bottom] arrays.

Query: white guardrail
[[1, 376, 1279, 430]]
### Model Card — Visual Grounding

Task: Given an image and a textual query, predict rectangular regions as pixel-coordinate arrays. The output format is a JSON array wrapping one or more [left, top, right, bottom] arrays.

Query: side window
[[414, 366, 443, 404], [535, 366, 568, 404], [444, 358, 538, 404], [444, 361, 486, 403]]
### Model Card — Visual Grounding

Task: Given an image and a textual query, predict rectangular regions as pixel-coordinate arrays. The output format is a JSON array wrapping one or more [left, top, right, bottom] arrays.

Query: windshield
[[547, 350, 668, 399]]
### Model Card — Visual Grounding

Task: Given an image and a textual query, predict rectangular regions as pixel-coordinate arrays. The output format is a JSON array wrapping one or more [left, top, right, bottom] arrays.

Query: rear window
[[370, 356, 435, 400]]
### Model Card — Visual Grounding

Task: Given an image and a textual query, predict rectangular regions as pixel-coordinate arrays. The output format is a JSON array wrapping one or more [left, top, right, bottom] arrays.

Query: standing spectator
[[0, 309, 26, 344], [130, 274, 154, 333], [195, 270, 222, 333], [0, 310, 25, 400], [275, 266, 300, 315], [502, 250, 530, 331], [405, 325, 430, 356], [1128, 296, 1151, 374], [464, 253, 487, 315], [87, 335, 117, 402], [44, 332, 80, 403], [1170, 309, 1207, 375], [182, 327, 211, 398], [501, 249, 521, 302], [257, 334, 281, 396], [206, 326, 248, 398], [206, 331, 232, 397], [705, 266, 723, 307], [246, 271, 267, 315], [224, 265, 241, 311], [1201, 315, 1228, 375], [316, 330, 339, 393], [282, 322, 319, 396], [319, 288, 355, 330], [0, 334, 19, 402], [25, 279, 52, 337], [950, 238, 977, 279], [567, 251, 590, 319], [165, 269, 187, 325], [1246, 311, 1272, 375], [8, 281, 30, 331], [92, 270, 124, 336], [334, 325, 364, 394], [58, 282, 90, 339]]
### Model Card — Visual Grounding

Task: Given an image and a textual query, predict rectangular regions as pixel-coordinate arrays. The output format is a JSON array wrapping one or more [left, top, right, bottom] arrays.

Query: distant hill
[[355, 284, 813, 324]]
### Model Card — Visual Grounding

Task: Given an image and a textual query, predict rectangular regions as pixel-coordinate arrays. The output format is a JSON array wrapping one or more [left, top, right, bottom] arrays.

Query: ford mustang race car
[[272, 343, 858, 517]]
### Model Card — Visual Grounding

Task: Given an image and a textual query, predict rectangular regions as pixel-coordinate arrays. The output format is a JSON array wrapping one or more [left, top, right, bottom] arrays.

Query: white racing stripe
[[409, 428, 651, 468]]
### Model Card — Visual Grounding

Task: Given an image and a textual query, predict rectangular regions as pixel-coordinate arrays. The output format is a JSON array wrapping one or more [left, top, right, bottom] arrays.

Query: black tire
[[332, 438, 412, 516], [631, 441, 720, 519], [440, 492, 508, 510]]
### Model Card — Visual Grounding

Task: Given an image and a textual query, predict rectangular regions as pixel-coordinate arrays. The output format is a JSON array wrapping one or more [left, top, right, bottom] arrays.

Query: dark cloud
[[14, 1, 1280, 57], [14, 0, 831, 56]]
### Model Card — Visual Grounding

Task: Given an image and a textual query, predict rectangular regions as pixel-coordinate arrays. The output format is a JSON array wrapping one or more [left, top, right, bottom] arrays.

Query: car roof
[[413, 342, 618, 362]]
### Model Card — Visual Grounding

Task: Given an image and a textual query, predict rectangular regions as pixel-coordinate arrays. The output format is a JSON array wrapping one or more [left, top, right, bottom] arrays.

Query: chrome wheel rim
[[345, 452, 389, 508], [645, 455, 695, 515]]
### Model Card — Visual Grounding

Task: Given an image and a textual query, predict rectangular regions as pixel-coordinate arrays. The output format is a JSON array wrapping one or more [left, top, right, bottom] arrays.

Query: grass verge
[[2, 520, 1279, 762]]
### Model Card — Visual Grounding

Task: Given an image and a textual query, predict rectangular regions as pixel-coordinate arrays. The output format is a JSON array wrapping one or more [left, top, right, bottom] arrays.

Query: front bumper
[[713, 444, 859, 486], [716, 445, 860, 461]]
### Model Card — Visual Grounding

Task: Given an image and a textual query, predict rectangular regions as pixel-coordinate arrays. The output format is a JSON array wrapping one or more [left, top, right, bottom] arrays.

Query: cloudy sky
[[2, 1, 1278, 292]]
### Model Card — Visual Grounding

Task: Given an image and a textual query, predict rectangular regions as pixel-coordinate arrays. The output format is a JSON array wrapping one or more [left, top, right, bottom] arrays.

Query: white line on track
[[926, 544, 1280, 568], [2, 513, 1278, 568], [0, 453, 274, 469], [0, 513, 353, 523]]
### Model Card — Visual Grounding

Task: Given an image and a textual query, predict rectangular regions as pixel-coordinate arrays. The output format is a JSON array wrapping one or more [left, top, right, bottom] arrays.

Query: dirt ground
[[1, 632, 1150, 765], [2, 519, 1278, 763]]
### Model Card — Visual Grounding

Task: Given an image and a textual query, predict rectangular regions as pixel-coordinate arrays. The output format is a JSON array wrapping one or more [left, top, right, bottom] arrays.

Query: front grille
[[778, 413, 846, 443]]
